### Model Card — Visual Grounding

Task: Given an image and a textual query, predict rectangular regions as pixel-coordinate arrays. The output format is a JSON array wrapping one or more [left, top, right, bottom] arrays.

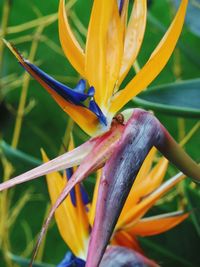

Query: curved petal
[[126, 211, 189, 236], [116, 148, 157, 227], [119, 0, 129, 37], [110, 0, 188, 114], [85, 0, 115, 106], [118, 0, 147, 85], [3, 39, 98, 135], [104, 1, 123, 107], [111, 231, 144, 254], [123, 156, 168, 213], [118, 171, 186, 228], [42, 151, 89, 258], [58, 0, 85, 77]]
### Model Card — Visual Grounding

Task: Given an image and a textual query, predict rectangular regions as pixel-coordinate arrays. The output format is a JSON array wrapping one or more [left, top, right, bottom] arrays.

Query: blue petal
[[74, 80, 94, 97], [74, 79, 86, 94], [23, 61, 93, 104], [19, 60, 107, 126], [66, 168, 76, 206], [80, 186, 90, 206], [66, 168, 90, 207], [118, 0, 124, 15], [89, 98, 107, 126], [57, 252, 85, 267]]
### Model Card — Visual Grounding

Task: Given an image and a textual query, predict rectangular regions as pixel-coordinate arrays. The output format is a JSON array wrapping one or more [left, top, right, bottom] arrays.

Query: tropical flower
[[4, 0, 188, 136], [1, 0, 200, 266], [43, 139, 188, 266]]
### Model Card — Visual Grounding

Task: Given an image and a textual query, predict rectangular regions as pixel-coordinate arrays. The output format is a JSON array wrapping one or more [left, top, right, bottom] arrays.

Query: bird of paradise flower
[[1, 0, 200, 266], [3, 0, 189, 136], [42, 138, 188, 267]]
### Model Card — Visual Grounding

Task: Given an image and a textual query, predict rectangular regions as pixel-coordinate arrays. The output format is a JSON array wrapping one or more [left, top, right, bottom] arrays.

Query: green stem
[[11, 25, 44, 149], [0, 0, 12, 99], [59, 118, 74, 154]]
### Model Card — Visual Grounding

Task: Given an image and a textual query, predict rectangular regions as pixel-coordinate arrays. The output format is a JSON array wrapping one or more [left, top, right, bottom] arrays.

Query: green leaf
[[8, 253, 55, 267], [133, 79, 200, 118], [0, 140, 42, 166]]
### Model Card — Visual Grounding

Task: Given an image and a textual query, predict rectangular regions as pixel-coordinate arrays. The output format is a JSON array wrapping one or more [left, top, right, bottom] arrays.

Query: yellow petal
[[126, 211, 189, 236], [142, 157, 169, 195], [118, 0, 147, 85], [73, 179, 90, 258], [110, 0, 188, 114], [132, 147, 156, 188], [123, 157, 168, 212], [117, 171, 186, 228], [42, 150, 89, 259], [68, 134, 75, 151], [120, 0, 129, 37], [89, 169, 101, 226], [85, 0, 115, 106], [104, 1, 123, 107], [58, 0, 85, 77], [116, 148, 156, 227], [3, 39, 98, 136]]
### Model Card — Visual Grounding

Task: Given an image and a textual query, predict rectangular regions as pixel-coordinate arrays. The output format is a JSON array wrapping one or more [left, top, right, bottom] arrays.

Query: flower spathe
[[5, 0, 188, 136]]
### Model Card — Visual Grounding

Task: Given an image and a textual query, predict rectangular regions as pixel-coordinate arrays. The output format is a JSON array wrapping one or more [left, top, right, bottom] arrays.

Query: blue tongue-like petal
[[74, 79, 87, 94], [118, 0, 124, 14], [20, 60, 107, 126], [24, 61, 92, 104], [57, 252, 85, 267], [66, 168, 90, 207], [89, 98, 107, 126]]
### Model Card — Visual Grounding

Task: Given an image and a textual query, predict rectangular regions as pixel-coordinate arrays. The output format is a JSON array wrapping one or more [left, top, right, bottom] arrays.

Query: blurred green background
[[0, 0, 200, 266]]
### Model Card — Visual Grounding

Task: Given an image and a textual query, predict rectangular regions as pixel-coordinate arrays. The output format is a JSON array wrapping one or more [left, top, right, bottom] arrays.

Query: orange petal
[[51, 93, 98, 136], [118, 0, 147, 85], [117, 171, 186, 228], [110, 0, 188, 114], [58, 0, 85, 77], [119, 0, 129, 39], [141, 157, 169, 196], [111, 230, 144, 254], [123, 157, 168, 212], [104, 1, 123, 107], [126, 211, 189, 236], [85, 0, 115, 106], [131, 147, 157, 188], [42, 150, 89, 258]]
